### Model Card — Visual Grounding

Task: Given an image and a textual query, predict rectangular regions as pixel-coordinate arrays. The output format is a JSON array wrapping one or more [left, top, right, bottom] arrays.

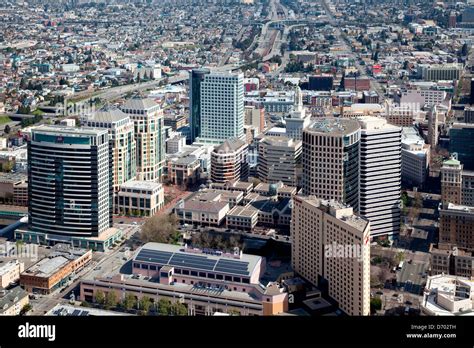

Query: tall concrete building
[[401, 127, 430, 189], [210, 138, 248, 184], [25, 126, 112, 238], [291, 195, 371, 316], [358, 117, 402, 237], [86, 108, 137, 192], [302, 118, 360, 211], [441, 158, 463, 205], [189, 68, 210, 143], [196, 71, 245, 144], [257, 136, 301, 187], [427, 105, 439, 147], [441, 157, 474, 206], [121, 98, 165, 182]]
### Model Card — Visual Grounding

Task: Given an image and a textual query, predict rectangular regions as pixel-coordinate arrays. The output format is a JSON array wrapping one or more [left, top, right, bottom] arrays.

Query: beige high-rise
[[121, 98, 165, 182], [302, 118, 360, 211], [291, 195, 371, 316]]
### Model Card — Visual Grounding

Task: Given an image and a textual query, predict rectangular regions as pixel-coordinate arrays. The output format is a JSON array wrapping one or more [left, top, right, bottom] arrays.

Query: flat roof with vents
[[133, 243, 262, 279]]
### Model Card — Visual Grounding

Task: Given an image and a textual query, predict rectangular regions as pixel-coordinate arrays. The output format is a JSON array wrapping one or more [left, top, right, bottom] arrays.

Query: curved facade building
[[210, 138, 248, 184], [27, 126, 112, 237], [302, 118, 360, 211]]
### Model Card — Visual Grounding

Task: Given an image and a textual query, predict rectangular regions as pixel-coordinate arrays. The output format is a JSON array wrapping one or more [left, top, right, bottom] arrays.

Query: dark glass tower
[[189, 68, 210, 143]]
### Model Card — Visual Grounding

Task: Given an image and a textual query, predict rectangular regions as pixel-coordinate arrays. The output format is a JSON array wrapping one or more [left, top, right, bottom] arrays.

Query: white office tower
[[291, 196, 371, 316], [196, 71, 245, 145], [285, 86, 311, 140], [358, 116, 402, 238], [121, 98, 165, 182]]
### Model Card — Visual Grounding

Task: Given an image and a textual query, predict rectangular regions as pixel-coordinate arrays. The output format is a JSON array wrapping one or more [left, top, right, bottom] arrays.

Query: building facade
[[26, 126, 112, 238], [257, 136, 301, 187], [291, 196, 370, 316], [358, 117, 401, 237], [121, 98, 165, 182], [115, 181, 164, 217], [302, 118, 360, 211], [210, 139, 249, 184], [439, 203, 474, 252], [86, 109, 137, 192], [196, 71, 245, 144]]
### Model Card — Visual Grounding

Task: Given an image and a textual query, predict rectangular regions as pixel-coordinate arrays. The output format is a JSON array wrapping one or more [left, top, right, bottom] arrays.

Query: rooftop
[[87, 108, 129, 124], [120, 180, 163, 191], [121, 98, 160, 111], [308, 118, 360, 135], [133, 242, 261, 278], [0, 286, 28, 312]]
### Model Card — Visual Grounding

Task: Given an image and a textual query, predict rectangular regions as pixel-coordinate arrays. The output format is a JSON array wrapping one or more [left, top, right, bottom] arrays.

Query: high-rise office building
[[291, 195, 370, 316], [258, 136, 301, 187], [121, 98, 165, 182], [358, 117, 402, 237], [86, 108, 136, 192], [189, 68, 210, 143], [196, 71, 245, 144], [26, 126, 112, 238], [302, 118, 360, 211], [450, 123, 474, 170]]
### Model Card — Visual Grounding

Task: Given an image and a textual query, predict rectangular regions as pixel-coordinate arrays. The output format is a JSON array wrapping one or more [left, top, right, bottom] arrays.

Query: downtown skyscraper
[[302, 118, 360, 211], [358, 116, 402, 238], [190, 70, 245, 145]]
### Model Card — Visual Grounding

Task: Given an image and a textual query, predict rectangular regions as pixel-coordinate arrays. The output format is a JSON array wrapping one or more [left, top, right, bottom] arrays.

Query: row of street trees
[[92, 290, 187, 316]]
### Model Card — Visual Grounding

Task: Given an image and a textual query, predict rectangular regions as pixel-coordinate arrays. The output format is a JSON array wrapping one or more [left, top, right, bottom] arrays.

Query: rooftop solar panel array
[[135, 246, 252, 276], [135, 249, 173, 264], [169, 253, 217, 271], [214, 259, 250, 276]]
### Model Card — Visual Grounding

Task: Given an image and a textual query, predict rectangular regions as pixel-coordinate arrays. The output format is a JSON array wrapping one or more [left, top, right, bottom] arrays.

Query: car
[[392, 293, 399, 297], [119, 221, 124, 224], [376, 291, 383, 295], [405, 300, 413, 305]]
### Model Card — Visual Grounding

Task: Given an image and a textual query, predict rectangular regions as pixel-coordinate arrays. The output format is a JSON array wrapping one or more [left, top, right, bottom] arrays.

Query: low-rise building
[[430, 245, 474, 280], [0, 173, 28, 206], [0, 286, 29, 315], [80, 243, 288, 316], [115, 181, 164, 217], [439, 203, 474, 252], [0, 260, 24, 289], [20, 246, 92, 294], [422, 275, 474, 316]]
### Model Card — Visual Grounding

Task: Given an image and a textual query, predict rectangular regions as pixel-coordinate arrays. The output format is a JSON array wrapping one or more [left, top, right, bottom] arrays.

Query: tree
[[172, 302, 187, 316], [122, 293, 136, 311], [94, 290, 105, 306], [139, 296, 152, 313], [4, 125, 10, 134], [140, 214, 179, 243], [19, 303, 32, 315], [370, 297, 382, 314], [104, 291, 118, 309], [157, 299, 172, 316]]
